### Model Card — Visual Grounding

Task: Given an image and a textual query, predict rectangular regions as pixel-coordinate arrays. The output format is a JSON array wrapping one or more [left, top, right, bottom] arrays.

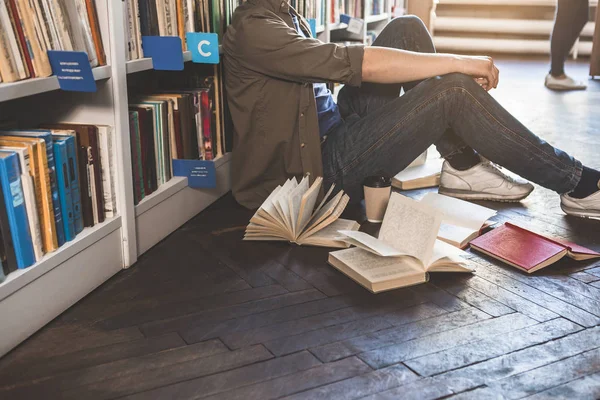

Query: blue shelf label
[[308, 18, 316, 37], [172, 159, 217, 188], [186, 32, 219, 64], [47, 51, 96, 92], [141, 36, 184, 70]]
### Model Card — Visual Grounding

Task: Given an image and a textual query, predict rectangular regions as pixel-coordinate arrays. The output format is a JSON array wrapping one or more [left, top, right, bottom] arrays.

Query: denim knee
[[436, 73, 480, 92]]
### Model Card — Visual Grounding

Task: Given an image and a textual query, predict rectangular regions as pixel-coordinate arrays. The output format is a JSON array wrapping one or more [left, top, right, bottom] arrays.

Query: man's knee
[[438, 73, 478, 90], [387, 15, 428, 35]]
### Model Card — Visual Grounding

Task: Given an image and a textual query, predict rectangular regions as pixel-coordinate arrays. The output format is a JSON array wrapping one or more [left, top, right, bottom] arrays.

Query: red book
[[470, 222, 600, 273]]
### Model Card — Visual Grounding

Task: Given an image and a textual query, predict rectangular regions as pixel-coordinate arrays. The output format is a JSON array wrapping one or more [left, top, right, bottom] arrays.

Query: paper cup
[[363, 175, 392, 223]]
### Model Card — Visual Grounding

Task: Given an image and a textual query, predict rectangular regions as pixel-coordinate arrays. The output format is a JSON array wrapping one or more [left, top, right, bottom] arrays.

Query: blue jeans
[[321, 16, 583, 203]]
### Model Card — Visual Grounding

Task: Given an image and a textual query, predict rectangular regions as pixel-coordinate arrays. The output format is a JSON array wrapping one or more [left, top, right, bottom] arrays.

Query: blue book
[[0, 130, 65, 246], [0, 151, 35, 269], [53, 140, 75, 241], [52, 134, 83, 234]]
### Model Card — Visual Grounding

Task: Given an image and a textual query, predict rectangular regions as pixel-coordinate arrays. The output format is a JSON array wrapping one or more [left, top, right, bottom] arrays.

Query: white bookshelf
[[0, 0, 232, 357]]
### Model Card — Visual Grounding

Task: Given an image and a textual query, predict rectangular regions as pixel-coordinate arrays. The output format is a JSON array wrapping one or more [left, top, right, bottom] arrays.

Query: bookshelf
[[0, 0, 402, 357]]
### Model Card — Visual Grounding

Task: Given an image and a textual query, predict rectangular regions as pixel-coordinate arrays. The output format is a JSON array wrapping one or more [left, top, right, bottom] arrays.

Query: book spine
[[64, 137, 83, 234], [200, 90, 213, 160], [128, 112, 142, 204], [53, 141, 74, 241], [16, 149, 43, 260], [15, 0, 52, 77], [84, 0, 105, 66], [7, 0, 34, 78], [0, 0, 22, 82], [0, 153, 35, 269], [77, 144, 93, 227], [0, 165, 19, 274], [40, 134, 65, 247], [47, 0, 73, 50], [176, 0, 184, 49], [73, 0, 98, 66], [132, 0, 143, 58], [125, 0, 134, 60], [87, 128, 104, 223], [97, 127, 115, 219]]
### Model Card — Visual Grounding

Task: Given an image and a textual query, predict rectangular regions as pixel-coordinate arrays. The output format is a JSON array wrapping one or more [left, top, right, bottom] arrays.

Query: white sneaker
[[439, 160, 534, 202], [544, 74, 587, 91], [560, 189, 600, 218]]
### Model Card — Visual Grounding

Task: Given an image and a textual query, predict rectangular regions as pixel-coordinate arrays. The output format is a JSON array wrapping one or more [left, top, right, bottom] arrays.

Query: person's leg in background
[[546, 0, 589, 90], [332, 16, 534, 203]]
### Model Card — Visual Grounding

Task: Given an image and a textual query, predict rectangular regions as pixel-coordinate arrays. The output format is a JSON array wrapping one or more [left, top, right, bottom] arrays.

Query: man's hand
[[457, 55, 499, 91]]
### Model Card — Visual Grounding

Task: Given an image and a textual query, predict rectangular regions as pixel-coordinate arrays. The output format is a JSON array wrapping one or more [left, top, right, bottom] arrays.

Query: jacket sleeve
[[224, 12, 364, 86]]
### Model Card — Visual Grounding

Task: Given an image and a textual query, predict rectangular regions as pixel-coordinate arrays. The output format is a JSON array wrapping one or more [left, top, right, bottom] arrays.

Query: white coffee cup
[[363, 175, 392, 223]]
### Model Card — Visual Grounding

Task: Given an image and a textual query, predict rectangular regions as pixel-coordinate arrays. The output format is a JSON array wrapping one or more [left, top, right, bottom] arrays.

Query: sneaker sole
[[560, 204, 600, 218], [544, 83, 587, 91], [438, 187, 533, 202]]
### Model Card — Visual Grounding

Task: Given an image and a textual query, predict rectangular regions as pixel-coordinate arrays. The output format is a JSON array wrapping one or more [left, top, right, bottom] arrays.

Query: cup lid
[[363, 175, 392, 188]]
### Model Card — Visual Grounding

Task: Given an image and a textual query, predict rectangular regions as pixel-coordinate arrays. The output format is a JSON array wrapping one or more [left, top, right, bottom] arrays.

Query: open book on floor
[[419, 193, 497, 248], [329, 193, 473, 293], [244, 176, 359, 248], [470, 222, 600, 273]]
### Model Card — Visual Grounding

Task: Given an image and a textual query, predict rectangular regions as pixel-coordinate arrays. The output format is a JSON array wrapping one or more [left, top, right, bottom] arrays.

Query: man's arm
[[362, 47, 499, 91]]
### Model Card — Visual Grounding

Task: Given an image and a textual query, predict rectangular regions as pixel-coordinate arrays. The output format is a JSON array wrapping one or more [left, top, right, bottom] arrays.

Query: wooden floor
[[1, 59, 600, 400]]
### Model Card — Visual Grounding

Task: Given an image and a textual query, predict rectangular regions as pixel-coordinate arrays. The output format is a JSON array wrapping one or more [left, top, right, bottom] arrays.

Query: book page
[[430, 239, 470, 265], [274, 179, 298, 227], [288, 175, 310, 237], [420, 193, 496, 231], [337, 230, 408, 257], [312, 183, 336, 217], [378, 193, 442, 264], [300, 219, 359, 248], [331, 247, 424, 284], [295, 177, 323, 237], [303, 190, 343, 234], [300, 193, 348, 240]]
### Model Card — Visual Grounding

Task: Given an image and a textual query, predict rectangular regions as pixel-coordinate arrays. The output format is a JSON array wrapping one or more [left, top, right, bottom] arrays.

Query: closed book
[[0, 137, 57, 252], [41, 124, 105, 224], [0, 130, 65, 247], [0, 170, 18, 274], [470, 223, 600, 273], [128, 111, 144, 204], [12, 0, 52, 77], [7, 0, 34, 77], [97, 126, 116, 219], [77, 144, 93, 226], [130, 106, 157, 195], [84, 0, 106, 65], [53, 139, 75, 241], [0, 151, 35, 269], [392, 158, 443, 190], [52, 133, 83, 234]]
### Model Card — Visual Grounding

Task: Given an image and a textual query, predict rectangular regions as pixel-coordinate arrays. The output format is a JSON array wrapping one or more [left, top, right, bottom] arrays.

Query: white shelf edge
[[134, 153, 232, 217], [0, 216, 122, 301], [126, 51, 193, 74], [0, 65, 112, 103], [135, 177, 188, 216], [366, 13, 389, 23]]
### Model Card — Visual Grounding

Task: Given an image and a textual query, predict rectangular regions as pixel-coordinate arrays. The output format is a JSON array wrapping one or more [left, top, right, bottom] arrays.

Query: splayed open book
[[244, 176, 359, 248], [329, 193, 473, 293]]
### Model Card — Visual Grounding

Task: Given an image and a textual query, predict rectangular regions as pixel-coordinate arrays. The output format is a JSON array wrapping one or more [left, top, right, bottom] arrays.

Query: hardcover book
[[331, 193, 472, 293], [470, 222, 600, 273]]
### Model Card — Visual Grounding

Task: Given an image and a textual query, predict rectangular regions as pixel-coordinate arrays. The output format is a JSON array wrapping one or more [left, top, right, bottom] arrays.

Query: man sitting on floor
[[222, 0, 600, 219]]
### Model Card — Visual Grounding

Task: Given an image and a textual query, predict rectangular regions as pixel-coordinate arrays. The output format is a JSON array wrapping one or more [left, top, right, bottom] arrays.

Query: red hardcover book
[[470, 223, 600, 273]]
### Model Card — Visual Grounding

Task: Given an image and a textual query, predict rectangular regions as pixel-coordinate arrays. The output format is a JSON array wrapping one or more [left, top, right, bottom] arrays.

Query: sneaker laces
[[479, 160, 522, 184]]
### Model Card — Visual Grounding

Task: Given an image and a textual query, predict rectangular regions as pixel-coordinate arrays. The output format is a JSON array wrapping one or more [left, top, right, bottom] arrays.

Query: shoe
[[560, 190, 600, 218], [439, 160, 534, 202], [544, 74, 587, 91]]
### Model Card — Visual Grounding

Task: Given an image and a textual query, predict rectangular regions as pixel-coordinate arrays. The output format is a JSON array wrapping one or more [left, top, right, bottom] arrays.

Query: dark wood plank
[[121, 351, 321, 400], [431, 279, 515, 317], [404, 318, 583, 376], [569, 271, 600, 283], [179, 295, 356, 344], [525, 371, 600, 400], [408, 284, 470, 312], [220, 290, 426, 350], [97, 284, 289, 330], [58, 345, 273, 400], [0, 339, 229, 398], [0, 332, 185, 386], [456, 347, 600, 399], [358, 313, 536, 369], [140, 289, 326, 338], [202, 357, 371, 400], [310, 307, 488, 363], [280, 364, 419, 400]]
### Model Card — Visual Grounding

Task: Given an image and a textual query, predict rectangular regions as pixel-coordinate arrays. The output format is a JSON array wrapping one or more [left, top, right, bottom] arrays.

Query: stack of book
[[0, 125, 117, 278], [124, 0, 240, 61], [128, 71, 230, 205], [0, 0, 105, 83]]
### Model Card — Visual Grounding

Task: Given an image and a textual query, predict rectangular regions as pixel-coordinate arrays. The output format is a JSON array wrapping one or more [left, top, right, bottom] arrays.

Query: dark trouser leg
[[550, 0, 589, 76], [336, 16, 473, 161], [322, 73, 582, 202]]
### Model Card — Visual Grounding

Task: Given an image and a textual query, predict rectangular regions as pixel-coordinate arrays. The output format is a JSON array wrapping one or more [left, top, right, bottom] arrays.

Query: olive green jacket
[[223, 0, 365, 209]]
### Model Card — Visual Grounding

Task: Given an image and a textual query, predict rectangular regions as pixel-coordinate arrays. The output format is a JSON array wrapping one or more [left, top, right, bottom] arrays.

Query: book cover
[[0, 151, 35, 269], [0, 129, 66, 247], [0, 167, 19, 274], [53, 139, 75, 241]]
